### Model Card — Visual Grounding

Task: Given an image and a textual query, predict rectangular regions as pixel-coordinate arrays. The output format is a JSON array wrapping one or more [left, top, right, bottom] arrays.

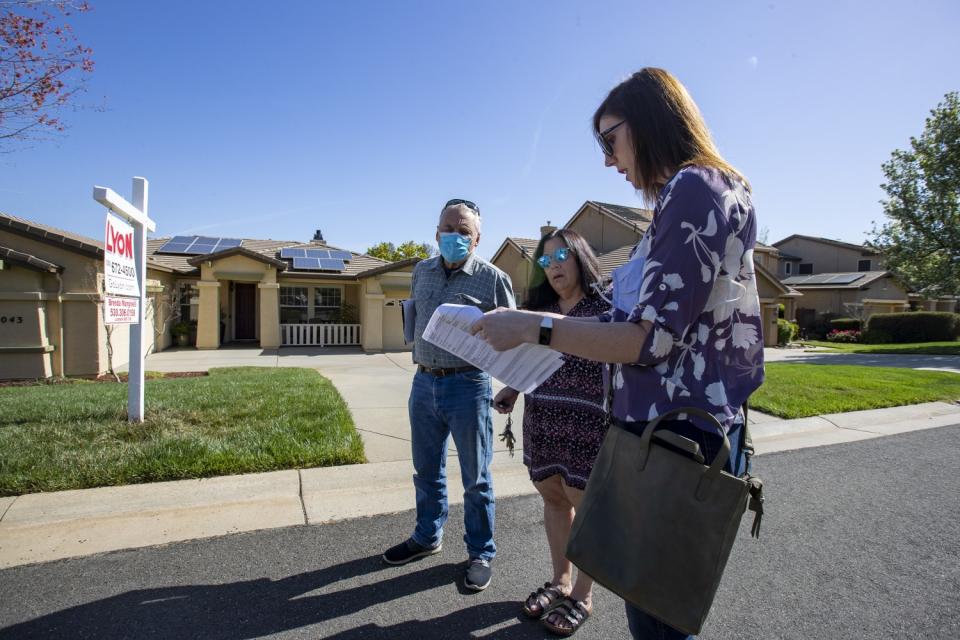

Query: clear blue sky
[[2, 0, 958, 260]]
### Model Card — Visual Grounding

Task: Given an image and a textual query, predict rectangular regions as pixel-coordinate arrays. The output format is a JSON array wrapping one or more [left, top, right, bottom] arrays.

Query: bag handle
[[638, 407, 732, 501]]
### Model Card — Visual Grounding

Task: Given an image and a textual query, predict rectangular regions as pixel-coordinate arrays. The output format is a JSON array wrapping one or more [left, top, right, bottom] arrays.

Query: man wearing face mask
[[382, 198, 515, 592]]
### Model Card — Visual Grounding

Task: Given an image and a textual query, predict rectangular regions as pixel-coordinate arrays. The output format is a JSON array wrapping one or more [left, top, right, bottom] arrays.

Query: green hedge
[[866, 312, 960, 343], [777, 318, 799, 345], [829, 317, 861, 331]]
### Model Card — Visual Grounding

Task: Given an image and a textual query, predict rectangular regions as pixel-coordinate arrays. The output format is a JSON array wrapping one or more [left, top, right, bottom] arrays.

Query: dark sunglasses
[[443, 198, 480, 215], [537, 247, 570, 269], [595, 119, 626, 156]]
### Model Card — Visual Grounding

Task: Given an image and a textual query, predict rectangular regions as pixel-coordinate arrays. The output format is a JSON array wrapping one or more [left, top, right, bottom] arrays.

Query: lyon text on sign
[[104, 212, 138, 297]]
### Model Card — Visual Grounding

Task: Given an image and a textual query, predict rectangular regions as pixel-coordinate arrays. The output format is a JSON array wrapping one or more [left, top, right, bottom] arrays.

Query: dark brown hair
[[525, 229, 602, 311], [593, 67, 749, 203]]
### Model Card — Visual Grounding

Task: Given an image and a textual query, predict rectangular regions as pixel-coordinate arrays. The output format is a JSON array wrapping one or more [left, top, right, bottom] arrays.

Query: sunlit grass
[[0, 367, 364, 496]]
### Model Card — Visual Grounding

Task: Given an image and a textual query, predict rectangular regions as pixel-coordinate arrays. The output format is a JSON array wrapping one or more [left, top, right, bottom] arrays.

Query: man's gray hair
[[440, 202, 482, 233]]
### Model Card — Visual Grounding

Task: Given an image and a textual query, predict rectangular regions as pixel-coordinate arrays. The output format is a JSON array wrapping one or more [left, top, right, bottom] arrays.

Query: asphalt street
[[1, 425, 958, 639]]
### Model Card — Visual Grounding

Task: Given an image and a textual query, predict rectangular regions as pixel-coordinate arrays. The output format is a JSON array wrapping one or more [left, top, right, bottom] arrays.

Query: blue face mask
[[438, 232, 472, 263]]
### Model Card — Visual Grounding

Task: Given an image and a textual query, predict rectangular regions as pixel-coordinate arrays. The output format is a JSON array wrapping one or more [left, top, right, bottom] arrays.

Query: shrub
[[777, 303, 785, 319], [807, 312, 841, 339], [826, 329, 861, 343], [829, 317, 861, 331], [777, 318, 799, 345], [861, 329, 893, 344], [867, 312, 960, 343]]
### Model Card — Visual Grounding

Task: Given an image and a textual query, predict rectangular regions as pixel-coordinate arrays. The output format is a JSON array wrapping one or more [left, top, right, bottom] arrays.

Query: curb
[[2, 401, 958, 569]]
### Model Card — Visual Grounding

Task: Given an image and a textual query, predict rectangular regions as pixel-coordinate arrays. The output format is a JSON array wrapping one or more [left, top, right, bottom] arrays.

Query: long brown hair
[[593, 67, 749, 204], [525, 229, 602, 311]]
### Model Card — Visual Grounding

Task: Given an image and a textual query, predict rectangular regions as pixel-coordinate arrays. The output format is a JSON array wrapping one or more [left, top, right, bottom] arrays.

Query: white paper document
[[422, 304, 564, 394]]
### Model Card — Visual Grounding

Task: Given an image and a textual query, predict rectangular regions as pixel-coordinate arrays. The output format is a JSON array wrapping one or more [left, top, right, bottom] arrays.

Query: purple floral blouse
[[599, 166, 765, 433]]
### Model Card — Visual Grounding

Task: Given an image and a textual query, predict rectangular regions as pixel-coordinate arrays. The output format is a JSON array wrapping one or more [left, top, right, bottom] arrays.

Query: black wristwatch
[[538, 316, 553, 346]]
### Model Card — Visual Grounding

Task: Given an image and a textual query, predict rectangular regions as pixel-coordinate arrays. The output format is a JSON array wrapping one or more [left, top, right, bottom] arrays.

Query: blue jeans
[[624, 419, 747, 640], [409, 369, 496, 561]]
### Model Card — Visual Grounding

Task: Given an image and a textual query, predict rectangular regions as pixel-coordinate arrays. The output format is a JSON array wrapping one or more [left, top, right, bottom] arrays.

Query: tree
[[868, 91, 960, 299], [0, 0, 94, 148], [366, 240, 435, 262]]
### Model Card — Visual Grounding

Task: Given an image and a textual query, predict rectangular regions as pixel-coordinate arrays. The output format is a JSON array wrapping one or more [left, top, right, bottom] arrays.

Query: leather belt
[[418, 365, 479, 377]]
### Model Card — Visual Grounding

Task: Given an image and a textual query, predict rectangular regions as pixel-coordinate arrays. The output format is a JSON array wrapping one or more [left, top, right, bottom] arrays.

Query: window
[[858, 259, 871, 272], [280, 287, 308, 323], [784, 262, 792, 276], [178, 283, 199, 322], [798, 263, 813, 275], [313, 287, 343, 323]]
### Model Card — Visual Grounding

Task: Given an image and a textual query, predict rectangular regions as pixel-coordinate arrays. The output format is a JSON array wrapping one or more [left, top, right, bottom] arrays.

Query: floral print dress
[[523, 294, 609, 490]]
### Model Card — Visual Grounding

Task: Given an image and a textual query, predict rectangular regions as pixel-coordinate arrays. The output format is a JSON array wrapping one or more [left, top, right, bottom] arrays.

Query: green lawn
[[752, 363, 960, 419], [798, 340, 960, 355], [0, 367, 364, 496]]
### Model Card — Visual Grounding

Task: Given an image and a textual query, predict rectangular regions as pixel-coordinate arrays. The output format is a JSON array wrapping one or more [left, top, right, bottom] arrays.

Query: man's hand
[[492, 387, 519, 413], [470, 308, 542, 351]]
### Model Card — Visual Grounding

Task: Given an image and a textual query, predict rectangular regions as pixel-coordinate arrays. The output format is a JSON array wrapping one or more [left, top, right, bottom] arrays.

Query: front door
[[235, 283, 256, 340]]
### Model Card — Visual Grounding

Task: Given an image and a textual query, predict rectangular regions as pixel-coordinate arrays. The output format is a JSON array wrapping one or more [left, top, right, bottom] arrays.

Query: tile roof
[[590, 202, 653, 227], [148, 238, 392, 279], [509, 238, 540, 256], [0, 244, 62, 272], [0, 212, 176, 271], [772, 234, 879, 255], [595, 244, 634, 279], [781, 271, 890, 289], [0, 212, 104, 257]]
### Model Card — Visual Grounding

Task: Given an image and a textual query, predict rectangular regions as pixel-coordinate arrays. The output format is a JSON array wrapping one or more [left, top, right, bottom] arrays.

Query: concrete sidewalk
[[2, 399, 958, 569]]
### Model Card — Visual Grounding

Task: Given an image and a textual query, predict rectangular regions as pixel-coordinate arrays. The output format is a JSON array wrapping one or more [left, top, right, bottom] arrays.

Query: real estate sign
[[104, 211, 138, 297]]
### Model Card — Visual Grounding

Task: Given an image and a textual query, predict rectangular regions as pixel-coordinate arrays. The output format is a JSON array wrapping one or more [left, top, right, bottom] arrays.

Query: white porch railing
[[280, 323, 361, 346]]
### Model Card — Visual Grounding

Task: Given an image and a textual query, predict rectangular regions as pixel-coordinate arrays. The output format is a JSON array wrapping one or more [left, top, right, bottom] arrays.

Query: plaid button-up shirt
[[411, 253, 516, 368]]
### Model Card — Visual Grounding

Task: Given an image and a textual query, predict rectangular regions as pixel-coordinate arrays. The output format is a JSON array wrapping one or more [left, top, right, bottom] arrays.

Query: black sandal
[[522, 582, 568, 619], [542, 597, 591, 637]]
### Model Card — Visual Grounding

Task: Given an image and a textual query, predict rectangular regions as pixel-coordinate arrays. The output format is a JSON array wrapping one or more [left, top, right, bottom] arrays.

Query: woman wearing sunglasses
[[472, 68, 764, 639], [491, 229, 607, 636]]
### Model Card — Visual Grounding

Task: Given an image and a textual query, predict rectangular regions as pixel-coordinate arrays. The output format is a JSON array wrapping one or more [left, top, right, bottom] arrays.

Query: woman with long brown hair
[[473, 67, 764, 639], [492, 229, 607, 635]]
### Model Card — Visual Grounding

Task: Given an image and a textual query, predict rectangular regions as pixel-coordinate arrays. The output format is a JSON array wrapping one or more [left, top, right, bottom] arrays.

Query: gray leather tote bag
[[566, 407, 751, 635]]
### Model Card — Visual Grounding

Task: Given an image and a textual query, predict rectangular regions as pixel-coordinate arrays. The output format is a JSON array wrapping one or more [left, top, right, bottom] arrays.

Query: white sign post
[[94, 177, 156, 423]]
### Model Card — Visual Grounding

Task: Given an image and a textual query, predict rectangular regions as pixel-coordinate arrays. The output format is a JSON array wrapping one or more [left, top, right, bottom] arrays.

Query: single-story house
[[0, 212, 416, 380]]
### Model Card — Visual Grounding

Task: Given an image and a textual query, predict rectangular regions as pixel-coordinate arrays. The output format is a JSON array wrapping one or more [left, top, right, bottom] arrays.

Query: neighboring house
[[0, 213, 177, 379], [0, 213, 416, 380], [771, 234, 956, 327], [491, 201, 797, 346]]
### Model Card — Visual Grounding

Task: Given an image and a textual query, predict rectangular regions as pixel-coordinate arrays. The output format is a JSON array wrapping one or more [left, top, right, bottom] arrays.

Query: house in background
[[770, 234, 956, 327], [491, 201, 798, 346], [0, 213, 415, 381], [146, 230, 416, 354]]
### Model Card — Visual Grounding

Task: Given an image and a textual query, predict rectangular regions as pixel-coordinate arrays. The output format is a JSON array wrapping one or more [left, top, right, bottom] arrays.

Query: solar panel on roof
[[318, 258, 345, 270], [292, 257, 345, 271], [305, 249, 331, 259], [280, 247, 307, 259], [825, 274, 864, 285], [328, 250, 352, 261], [157, 235, 243, 255], [157, 235, 195, 253]]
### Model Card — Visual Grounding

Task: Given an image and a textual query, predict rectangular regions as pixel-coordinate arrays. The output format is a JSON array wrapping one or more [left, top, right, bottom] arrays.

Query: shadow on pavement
[[324, 601, 555, 639], [0, 554, 536, 639]]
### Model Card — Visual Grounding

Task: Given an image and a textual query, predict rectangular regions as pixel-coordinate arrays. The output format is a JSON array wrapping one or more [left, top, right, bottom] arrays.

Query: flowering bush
[[826, 329, 861, 343]]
